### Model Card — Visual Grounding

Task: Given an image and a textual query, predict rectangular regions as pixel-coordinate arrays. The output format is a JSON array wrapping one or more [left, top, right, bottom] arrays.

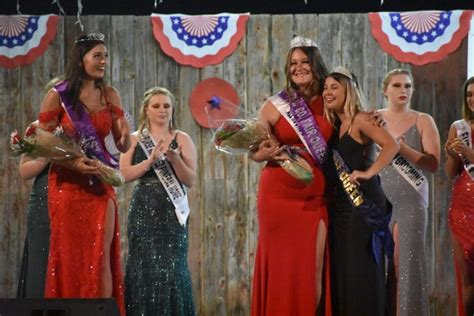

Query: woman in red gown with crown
[[250, 36, 332, 315], [446, 76, 474, 316], [37, 33, 130, 316]]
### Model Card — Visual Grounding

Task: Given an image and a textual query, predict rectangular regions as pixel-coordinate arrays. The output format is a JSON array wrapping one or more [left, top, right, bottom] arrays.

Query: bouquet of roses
[[11, 124, 124, 187], [212, 118, 314, 184], [213, 119, 268, 154]]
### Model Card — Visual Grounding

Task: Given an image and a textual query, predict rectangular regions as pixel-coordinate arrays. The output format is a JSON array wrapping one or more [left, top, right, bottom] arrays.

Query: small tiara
[[290, 36, 318, 48], [75, 33, 105, 43], [332, 66, 353, 80]]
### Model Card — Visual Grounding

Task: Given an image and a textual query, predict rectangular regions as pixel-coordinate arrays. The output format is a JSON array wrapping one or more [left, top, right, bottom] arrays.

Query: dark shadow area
[[3, 0, 474, 15]]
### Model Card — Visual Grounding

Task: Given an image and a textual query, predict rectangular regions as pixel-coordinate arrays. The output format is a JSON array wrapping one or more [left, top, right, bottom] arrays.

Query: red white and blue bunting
[[151, 13, 249, 68], [0, 15, 59, 68], [369, 10, 472, 65]]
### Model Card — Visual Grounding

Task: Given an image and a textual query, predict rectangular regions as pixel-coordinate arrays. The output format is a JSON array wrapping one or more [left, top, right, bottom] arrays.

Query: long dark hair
[[63, 34, 107, 112], [462, 76, 474, 120], [284, 46, 329, 97]]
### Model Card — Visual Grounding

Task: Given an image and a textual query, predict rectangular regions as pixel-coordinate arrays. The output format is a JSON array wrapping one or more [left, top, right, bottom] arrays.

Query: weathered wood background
[[0, 14, 467, 315]]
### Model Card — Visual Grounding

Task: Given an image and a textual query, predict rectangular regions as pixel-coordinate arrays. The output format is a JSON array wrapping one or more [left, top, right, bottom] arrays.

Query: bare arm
[[249, 100, 285, 162], [166, 132, 197, 188], [399, 113, 440, 173], [119, 135, 152, 182], [456, 141, 474, 163], [106, 86, 131, 153], [120, 132, 198, 187], [350, 113, 399, 184], [19, 155, 49, 180], [38, 89, 100, 175], [448, 131, 474, 164], [444, 124, 464, 179]]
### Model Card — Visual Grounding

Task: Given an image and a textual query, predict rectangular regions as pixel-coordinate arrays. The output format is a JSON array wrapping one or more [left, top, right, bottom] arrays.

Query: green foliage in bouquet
[[279, 155, 314, 185], [214, 119, 268, 154], [212, 118, 314, 185]]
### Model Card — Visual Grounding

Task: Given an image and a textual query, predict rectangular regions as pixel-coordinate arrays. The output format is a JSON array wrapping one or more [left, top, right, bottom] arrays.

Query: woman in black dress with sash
[[322, 67, 399, 315]]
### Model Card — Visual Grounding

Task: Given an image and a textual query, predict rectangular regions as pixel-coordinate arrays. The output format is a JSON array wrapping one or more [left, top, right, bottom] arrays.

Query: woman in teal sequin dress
[[17, 153, 50, 298], [120, 87, 197, 316]]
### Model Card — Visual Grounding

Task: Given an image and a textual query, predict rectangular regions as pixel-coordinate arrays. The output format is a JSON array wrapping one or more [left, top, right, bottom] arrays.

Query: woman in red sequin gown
[[38, 34, 130, 316], [250, 37, 332, 315], [446, 77, 474, 316]]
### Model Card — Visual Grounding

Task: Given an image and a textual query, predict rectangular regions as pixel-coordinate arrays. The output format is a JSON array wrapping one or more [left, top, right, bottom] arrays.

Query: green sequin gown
[[125, 144, 195, 316], [17, 164, 50, 298]]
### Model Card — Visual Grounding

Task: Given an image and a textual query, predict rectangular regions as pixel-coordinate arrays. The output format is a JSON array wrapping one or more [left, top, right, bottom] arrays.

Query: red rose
[[10, 130, 21, 145], [25, 124, 37, 137]]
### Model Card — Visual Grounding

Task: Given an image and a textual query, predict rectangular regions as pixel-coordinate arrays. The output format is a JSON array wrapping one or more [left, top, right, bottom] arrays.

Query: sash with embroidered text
[[54, 81, 118, 169], [136, 129, 190, 226], [377, 146, 429, 208], [332, 148, 394, 264], [270, 91, 328, 167]]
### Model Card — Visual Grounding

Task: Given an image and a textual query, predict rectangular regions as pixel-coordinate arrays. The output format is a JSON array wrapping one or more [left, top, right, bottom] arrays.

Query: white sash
[[389, 154, 429, 208], [135, 129, 190, 226], [453, 119, 474, 179], [269, 94, 319, 162]]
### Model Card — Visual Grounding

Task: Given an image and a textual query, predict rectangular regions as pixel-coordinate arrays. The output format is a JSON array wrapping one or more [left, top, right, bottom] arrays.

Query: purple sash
[[54, 81, 118, 168], [277, 90, 328, 167]]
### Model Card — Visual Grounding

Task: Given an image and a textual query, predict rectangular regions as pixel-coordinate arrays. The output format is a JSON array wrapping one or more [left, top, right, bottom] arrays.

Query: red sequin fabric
[[251, 95, 333, 315], [43, 104, 125, 316], [448, 134, 474, 316]]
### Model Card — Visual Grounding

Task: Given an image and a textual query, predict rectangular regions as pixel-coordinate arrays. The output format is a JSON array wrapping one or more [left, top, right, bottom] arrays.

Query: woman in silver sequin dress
[[378, 69, 440, 316], [120, 87, 197, 316]]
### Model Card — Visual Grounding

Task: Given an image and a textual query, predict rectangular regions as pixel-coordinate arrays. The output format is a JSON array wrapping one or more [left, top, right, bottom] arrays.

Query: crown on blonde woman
[[333, 66, 353, 80], [290, 36, 318, 48]]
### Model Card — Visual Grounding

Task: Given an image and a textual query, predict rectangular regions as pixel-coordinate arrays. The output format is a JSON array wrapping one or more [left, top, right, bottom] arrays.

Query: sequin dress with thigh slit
[[125, 137, 195, 316], [448, 133, 474, 316], [330, 132, 388, 316], [17, 164, 50, 298], [379, 122, 429, 316], [39, 103, 125, 316], [251, 96, 333, 316]]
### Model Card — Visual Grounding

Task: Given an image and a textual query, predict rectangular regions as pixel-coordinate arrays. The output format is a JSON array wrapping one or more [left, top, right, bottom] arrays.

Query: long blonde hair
[[137, 86, 176, 133], [324, 72, 366, 127]]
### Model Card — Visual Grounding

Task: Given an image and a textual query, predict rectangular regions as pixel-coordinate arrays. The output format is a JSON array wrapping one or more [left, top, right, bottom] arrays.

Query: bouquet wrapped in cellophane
[[10, 124, 124, 187], [208, 98, 314, 184]]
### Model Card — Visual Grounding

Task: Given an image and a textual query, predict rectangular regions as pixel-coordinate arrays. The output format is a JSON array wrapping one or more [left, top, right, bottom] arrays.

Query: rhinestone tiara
[[75, 33, 105, 43], [332, 66, 353, 80], [290, 36, 318, 48]]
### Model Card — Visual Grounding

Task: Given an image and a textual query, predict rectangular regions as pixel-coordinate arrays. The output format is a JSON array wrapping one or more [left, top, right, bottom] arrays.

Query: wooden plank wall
[[0, 13, 467, 315]]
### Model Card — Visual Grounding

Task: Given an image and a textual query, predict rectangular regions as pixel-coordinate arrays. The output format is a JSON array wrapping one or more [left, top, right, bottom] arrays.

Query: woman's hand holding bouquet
[[11, 124, 124, 187], [212, 118, 314, 184]]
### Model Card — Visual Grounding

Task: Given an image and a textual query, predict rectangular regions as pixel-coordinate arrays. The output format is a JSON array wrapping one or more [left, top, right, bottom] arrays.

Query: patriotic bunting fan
[[151, 13, 249, 68], [369, 10, 472, 65], [0, 15, 59, 68]]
